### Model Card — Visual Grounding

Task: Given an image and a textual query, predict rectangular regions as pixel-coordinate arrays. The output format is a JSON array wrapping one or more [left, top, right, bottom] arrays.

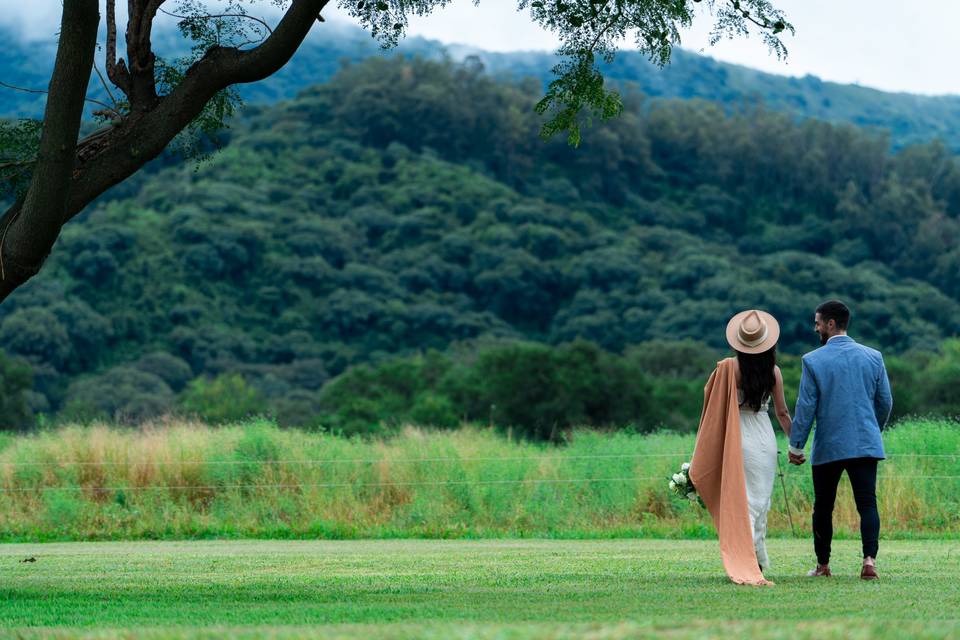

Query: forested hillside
[[0, 55, 958, 433], [5, 24, 960, 150]]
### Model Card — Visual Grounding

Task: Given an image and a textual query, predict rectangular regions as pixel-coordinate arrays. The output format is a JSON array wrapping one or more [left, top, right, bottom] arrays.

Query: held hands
[[788, 451, 807, 466]]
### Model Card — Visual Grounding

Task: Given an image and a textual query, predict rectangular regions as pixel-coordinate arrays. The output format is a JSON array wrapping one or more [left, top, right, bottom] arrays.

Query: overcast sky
[[3, 0, 958, 96]]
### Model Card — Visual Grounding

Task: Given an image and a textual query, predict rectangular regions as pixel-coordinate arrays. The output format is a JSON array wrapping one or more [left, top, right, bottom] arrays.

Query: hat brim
[[725, 309, 780, 354]]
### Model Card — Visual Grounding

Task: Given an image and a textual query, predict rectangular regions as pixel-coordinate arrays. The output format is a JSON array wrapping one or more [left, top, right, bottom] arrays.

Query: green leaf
[[535, 55, 623, 147]]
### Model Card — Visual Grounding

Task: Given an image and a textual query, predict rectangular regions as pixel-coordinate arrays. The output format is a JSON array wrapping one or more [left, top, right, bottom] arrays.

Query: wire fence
[[0, 453, 695, 467], [0, 474, 957, 494], [0, 452, 956, 467], [0, 450, 955, 494]]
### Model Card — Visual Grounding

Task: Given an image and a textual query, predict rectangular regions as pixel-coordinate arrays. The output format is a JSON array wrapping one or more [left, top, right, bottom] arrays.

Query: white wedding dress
[[738, 389, 777, 570]]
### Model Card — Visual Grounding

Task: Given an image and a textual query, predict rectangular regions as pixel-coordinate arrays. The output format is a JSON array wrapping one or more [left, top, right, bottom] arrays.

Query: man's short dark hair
[[816, 300, 850, 330]]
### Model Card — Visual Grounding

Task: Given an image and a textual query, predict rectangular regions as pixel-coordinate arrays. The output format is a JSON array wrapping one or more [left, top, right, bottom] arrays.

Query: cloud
[[0, 1, 65, 41]]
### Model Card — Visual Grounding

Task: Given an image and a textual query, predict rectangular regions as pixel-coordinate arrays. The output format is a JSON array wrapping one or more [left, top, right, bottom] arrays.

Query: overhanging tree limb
[[0, 0, 328, 304], [67, 0, 328, 219]]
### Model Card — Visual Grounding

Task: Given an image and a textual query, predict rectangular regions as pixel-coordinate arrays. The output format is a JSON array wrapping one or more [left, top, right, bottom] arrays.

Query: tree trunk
[[0, 0, 100, 300]]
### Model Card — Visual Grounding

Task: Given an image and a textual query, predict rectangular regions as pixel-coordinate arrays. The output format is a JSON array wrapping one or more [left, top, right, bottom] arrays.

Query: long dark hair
[[737, 346, 777, 411]]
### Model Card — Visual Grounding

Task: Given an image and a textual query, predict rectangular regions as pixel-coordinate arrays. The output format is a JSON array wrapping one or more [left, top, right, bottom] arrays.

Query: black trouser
[[811, 457, 880, 565]]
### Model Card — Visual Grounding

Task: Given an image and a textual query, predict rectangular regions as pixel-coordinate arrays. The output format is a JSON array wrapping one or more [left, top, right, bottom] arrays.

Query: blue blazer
[[790, 335, 893, 466]]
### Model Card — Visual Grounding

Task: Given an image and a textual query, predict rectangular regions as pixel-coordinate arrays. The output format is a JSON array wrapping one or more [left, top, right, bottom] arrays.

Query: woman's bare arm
[[772, 366, 792, 437]]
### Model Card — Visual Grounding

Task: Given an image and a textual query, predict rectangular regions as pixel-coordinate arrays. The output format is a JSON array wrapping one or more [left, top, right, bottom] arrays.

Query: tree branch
[[0, 80, 47, 96], [145, 0, 169, 25], [92, 63, 122, 115], [0, 0, 99, 288], [158, 7, 275, 36], [0, 0, 327, 303], [589, 7, 623, 51], [195, 0, 328, 86], [70, 0, 329, 219], [727, 0, 784, 32], [106, 0, 131, 95], [0, 160, 36, 171], [0, 80, 119, 115], [125, 0, 161, 108]]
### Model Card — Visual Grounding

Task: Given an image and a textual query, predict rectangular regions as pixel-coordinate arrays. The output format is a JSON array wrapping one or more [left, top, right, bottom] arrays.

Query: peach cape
[[689, 357, 773, 586]]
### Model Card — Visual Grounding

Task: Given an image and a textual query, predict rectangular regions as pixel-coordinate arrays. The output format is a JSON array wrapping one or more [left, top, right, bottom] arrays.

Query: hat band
[[739, 324, 769, 348]]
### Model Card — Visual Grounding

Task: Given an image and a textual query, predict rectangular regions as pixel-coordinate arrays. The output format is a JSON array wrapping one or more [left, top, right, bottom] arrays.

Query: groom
[[787, 300, 893, 580]]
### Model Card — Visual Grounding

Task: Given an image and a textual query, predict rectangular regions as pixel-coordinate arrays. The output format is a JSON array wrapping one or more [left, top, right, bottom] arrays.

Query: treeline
[[0, 337, 957, 439], [308, 338, 960, 439], [0, 56, 959, 429]]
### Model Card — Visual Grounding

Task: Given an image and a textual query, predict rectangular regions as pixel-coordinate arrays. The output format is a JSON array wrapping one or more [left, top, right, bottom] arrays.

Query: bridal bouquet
[[669, 462, 705, 507]]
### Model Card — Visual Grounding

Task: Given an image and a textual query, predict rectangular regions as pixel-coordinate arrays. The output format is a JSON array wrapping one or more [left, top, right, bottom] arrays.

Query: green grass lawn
[[1, 539, 957, 638]]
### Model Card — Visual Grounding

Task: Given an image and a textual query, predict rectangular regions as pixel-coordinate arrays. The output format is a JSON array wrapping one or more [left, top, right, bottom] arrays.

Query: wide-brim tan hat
[[725, 309, 780, 354]]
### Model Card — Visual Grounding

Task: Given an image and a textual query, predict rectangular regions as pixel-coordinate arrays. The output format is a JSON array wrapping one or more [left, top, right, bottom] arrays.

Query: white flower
[[687, 492, 697, 501], [672, 473, 683, 484], [681, 462, 691, 472], [678, 472, 687, 484], [669, 481, 677, 490]]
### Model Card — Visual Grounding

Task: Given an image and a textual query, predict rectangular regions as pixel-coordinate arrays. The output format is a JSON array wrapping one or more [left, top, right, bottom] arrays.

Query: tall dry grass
[[0, 417, 956, 540]]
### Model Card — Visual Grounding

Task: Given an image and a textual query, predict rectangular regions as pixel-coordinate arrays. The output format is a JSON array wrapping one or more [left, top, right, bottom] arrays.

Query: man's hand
[[788, 451, 806, 465]]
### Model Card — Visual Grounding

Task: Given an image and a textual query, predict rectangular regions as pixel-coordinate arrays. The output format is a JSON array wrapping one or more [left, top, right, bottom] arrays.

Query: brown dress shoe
[[861, 563, 878, 580], [807, 565, 832, 577]]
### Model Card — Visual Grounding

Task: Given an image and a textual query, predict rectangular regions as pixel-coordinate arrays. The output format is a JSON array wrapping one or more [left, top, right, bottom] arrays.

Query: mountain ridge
[[3, 23, 960, 150]]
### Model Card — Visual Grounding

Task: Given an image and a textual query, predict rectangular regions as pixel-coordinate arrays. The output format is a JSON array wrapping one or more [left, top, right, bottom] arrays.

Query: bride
[[689, 309, 793, 585]]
